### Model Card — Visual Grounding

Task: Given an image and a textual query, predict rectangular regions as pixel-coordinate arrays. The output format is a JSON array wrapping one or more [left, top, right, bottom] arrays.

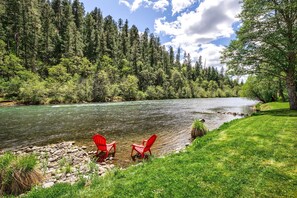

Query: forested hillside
[[0, 0, 241, 104]]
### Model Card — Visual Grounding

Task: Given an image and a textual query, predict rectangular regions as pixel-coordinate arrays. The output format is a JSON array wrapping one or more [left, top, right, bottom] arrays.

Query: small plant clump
[[0, 152, 43, 196], [191, 119, 208, 139]]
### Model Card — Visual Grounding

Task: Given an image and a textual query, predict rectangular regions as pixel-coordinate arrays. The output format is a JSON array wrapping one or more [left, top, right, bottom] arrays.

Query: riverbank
[[24, 102, 297, 197], [1, 142, 115, 189]]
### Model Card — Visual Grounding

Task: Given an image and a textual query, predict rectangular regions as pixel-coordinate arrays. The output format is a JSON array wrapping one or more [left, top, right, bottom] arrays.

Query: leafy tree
[[171, 70, 183, 92], [19, 77, 48, 104], [222, 0, 297, 109], [0, 41, 25, 84], [241, 76, 278, 103], [48, 64, 71, 83], [138, 69, 155, 91], [93, 70, 110, 102], [120, 75, 138, 100]]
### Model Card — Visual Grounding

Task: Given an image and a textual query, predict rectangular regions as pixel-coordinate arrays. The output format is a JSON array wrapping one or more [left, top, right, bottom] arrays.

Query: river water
[[0, 98, 257, 165]]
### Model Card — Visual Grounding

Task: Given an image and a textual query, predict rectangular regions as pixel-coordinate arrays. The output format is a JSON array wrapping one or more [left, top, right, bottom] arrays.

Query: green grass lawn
[[25, 102, 297, 198], [260, 102, 290, 111]]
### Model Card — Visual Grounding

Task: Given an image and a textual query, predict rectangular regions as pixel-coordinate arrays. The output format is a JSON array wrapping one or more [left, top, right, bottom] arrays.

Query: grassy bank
[[25, 102, 297, 197]]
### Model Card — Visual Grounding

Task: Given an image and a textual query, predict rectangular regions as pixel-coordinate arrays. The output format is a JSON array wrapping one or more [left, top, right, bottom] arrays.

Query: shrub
[[191, 120, 208, 139], [0, 152, 42, 196]]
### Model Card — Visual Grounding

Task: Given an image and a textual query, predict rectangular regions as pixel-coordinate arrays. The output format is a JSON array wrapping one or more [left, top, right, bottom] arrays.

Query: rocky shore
[[216, 111, 248, 117], [2, 141, 115, 188]]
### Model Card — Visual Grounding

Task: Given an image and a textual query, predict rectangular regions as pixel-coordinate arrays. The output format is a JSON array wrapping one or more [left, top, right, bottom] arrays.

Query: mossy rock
[[191, 119, 208, 139]]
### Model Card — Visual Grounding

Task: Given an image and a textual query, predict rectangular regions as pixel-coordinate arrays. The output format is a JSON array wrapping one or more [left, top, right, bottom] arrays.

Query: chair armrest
[[142, 139, 147, 145], [132, 143, 144, 148]]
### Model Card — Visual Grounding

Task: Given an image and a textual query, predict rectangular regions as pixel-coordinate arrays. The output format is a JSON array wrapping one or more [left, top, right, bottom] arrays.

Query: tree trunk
[[286, 68, 297, 110], [278, 79, 286, 102]]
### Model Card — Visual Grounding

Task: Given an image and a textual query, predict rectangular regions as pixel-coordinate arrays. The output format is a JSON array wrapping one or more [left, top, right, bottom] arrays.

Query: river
[[0, 98, 257, 165]]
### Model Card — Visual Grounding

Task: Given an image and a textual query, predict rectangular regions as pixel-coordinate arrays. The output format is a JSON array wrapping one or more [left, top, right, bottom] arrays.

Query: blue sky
[[80, 0, 242, 69]]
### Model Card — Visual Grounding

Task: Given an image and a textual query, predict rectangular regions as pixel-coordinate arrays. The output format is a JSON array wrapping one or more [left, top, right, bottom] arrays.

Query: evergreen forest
[[0, 0, 241, 104]]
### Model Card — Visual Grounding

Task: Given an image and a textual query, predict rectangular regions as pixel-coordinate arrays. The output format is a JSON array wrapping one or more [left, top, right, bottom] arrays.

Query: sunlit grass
[[25, 102, 297, 197], [260, 102, 290, 111]]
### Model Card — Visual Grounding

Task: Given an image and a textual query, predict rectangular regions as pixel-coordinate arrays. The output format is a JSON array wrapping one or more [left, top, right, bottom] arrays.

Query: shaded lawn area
[[25, 102, 297, 198]]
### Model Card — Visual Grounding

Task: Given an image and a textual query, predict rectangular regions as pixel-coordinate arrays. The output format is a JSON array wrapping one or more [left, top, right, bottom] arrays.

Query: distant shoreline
[[0, 96, 245, 108]]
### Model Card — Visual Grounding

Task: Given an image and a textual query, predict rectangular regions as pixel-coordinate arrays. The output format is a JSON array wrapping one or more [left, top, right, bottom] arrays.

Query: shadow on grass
[[253, 109, 297, 117]]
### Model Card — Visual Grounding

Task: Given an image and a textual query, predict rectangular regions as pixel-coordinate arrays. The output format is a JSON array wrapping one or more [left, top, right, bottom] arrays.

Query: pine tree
[[0, 0, 6, 41], [121, 19, 130, 58], [19, 0, 41, 70], [51, 0, 63, 60], [175, 47, 181, 71], [84, 13, 95, 61], [183, 53, 192, 81], [169, 46, 174, 67], [129, 25, 140, 76], [102, 15, 118, 59], [60, 0, 76, 58], [91, 7, 103, 62], [39, 0, 56, 64], [140, 28, 149, 68], [3, 0, 22, 54], [72, 0, 84, 57]]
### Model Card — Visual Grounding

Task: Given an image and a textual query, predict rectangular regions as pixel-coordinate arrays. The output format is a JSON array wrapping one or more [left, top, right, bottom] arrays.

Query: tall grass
[[191, 119, 208, 139], [0, 152, 43, 196]]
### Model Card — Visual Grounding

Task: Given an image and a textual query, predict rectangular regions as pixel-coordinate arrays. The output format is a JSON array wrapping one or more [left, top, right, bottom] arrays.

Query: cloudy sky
[[81, 0, 242, 69]]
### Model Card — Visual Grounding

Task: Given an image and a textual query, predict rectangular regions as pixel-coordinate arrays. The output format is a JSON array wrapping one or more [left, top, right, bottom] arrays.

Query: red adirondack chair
[[92, 134, 116, 160], [131, 134, 157, 159]]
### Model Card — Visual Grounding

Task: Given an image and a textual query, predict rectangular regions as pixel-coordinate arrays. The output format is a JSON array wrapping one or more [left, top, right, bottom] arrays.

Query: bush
[[136, 91, 147, 100], [120, 75, 139, 101], [0, 152, 42, 196], [191, 120, 208, 139], [145, 86, 157, 100]]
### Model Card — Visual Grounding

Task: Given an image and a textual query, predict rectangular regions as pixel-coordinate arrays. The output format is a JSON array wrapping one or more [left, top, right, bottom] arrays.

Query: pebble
[[43, 182, 55, 188]]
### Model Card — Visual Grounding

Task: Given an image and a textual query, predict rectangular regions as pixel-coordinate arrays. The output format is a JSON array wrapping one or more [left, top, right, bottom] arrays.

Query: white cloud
[[119, 0, 169, 12], [119, 0, 147, 12], [119, 0, 131, 8], [196, 44, 225, 68], [155, 0, 241, 69], [153, 0, 169, 11], [171, 0, 196, 15]]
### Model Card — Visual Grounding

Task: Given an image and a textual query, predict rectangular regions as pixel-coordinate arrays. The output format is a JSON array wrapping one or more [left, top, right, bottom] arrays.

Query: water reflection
[[0, 98, 257, 166]]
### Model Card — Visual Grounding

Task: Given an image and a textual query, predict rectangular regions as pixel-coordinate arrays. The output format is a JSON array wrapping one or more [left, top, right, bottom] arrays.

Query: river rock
[[49, 156, 59, 162], [43, 182, 54, 188]]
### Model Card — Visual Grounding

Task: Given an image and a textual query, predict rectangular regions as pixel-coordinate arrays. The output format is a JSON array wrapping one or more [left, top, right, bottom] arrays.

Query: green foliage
[[0, 1, 241, 104], [191, 119, 208, 138], [241, 76, 278, 103], [145, 85, 166, 100], [19, 79, 48, 104], [221, 0, 297, 109], [260, 102, 290, 111], [191, 120, 208, 132], [120, 75, 139, 101], [93, 70, 110, 102]]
